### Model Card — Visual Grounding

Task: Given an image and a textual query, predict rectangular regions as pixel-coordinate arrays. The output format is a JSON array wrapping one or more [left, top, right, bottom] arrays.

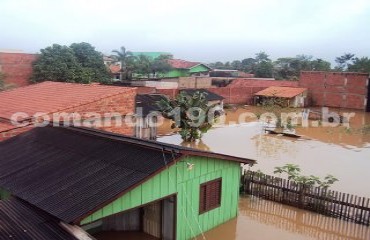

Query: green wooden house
[[163, 59, 212, 78], [0, 126, 255, 240]]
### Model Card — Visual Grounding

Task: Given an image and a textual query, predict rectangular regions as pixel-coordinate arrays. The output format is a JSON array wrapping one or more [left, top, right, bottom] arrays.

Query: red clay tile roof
[[255, 86, 307, 98], [229, 78, 297, 87], [109, 65, 121, 74], [0, 81, 135, 121], [0, 121, 17, 132], [167, 59, 200, 69]]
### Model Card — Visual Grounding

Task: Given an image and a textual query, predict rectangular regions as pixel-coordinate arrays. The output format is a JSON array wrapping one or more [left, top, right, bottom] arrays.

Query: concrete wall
[[178, 77, 212, 89], [131, 80, 178, 89], [299, 71, 369, 110], [0, 52, 38, 87]]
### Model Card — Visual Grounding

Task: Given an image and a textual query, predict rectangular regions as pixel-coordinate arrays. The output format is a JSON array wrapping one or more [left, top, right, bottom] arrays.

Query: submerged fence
[[241, 170, 370, 226], [242, 196, 370, 240]]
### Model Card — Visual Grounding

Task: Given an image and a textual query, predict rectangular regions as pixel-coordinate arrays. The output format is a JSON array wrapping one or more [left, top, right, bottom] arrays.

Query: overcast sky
[[1, 0, 370, 64]]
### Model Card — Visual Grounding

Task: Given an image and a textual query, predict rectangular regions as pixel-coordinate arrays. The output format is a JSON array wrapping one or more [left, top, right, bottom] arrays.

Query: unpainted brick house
[[0, 51, 38, 87]]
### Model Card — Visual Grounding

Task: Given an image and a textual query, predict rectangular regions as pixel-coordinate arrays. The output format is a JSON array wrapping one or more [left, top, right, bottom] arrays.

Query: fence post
[[299, 184, 307, 208]]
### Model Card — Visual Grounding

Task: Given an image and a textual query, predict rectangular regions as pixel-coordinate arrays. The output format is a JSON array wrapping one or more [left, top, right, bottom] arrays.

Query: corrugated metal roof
[[0, 198, 78, 240], [255, 86, 307, 98], [0, 126, 255, 224], [135, 94, 168, 116], [180, 89, 225, 101]]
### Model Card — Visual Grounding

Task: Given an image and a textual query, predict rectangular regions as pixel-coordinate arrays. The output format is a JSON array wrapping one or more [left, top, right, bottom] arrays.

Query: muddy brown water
[[156, 106, 370, 240], [158, 106, 370, 197], [198, 196, 370, 240]]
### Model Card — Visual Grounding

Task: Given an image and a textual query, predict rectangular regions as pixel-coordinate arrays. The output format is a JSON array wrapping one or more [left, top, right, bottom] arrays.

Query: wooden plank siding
[[80, 156, 241, 240]]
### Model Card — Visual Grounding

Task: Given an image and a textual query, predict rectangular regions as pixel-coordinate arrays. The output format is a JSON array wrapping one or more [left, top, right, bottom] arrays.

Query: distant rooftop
[[0, 49, 25, 53], [255, 86, 307, 98]]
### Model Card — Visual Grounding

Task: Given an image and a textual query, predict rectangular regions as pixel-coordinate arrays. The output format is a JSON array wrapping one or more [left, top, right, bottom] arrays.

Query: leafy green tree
[[335, 53, 355, 71], [311, 58, 331, 71], [32, 44, 83, 83], [274, 55, 331, 80], [32, 43, 110, 83], [254, 60, 274, 78], [208, 61, 225, 69], [70, 42, 111, 82], [348, 57, 370, 73], [133, 54, 172, 78], [255, 51, 270, 63], [273, 164, 338, 188], [111, 46, 135, 80], [157, 91, 220, 142], [223, 61, 231, 69], [231, 60, 242, 70], [134, 54, 152, 78], [241, 58, 256, 72], [151, 54, 173, 77]]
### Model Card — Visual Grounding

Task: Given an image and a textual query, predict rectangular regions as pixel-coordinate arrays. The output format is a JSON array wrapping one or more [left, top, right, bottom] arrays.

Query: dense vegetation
[[31, 42, 111, 83], [209, 52, 370, 80], [110, 47, 172, 80], [157, 91, 221, 142]]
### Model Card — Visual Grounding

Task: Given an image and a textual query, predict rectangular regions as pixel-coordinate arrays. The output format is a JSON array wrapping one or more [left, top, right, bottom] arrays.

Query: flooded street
[[199, 196, 370, 240], [158, 106, 370, 197], [157, 106, 370, 240]]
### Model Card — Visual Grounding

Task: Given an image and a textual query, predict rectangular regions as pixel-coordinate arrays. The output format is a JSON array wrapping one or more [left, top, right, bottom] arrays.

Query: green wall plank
[[80, 156, 241, 240]]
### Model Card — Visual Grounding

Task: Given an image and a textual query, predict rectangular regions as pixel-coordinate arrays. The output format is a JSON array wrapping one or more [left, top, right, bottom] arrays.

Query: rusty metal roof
[[135, 94, 168, 116], [255, 86, 307, 98], [0, 126, 255, 224], [0, 198, 78, 240]]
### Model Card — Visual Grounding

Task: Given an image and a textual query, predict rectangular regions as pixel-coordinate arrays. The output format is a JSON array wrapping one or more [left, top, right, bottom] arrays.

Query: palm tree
[[111, 46, 134, 80]]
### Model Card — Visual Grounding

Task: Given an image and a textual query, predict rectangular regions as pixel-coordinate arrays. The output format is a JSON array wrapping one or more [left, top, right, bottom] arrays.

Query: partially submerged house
[[164, 59, 212, 78], [254, 86, 308, 107], [0, 126, 255, 240], [180, 89, 225, 109], [135, 93, 168, 140]]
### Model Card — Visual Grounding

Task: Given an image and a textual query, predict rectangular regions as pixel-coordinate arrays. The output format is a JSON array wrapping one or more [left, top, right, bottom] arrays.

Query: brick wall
[[157, 79, 300, 105], [0, 53, 38, 87], [209, 79, 299, 105], [299, 71, 369, 110]]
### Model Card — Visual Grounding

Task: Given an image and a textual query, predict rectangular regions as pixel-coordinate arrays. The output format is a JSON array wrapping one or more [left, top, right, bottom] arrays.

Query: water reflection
[[158, 107, 370, 197], [180, 140, 210, 151], [200, 196, 370, 240]]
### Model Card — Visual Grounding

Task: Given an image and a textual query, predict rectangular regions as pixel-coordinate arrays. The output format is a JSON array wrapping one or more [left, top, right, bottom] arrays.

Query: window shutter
[[199, 178, 222, 214]]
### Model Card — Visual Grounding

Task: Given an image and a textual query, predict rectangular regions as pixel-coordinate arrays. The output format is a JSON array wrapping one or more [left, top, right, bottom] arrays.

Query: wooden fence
[[241, 170, 370, 226]]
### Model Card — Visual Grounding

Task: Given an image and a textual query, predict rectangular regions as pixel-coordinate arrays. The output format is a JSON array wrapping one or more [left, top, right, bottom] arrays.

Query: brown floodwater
[[156, 106, 370, 240], [158, 106, 370, 197], [198, 196, 370, 240]]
